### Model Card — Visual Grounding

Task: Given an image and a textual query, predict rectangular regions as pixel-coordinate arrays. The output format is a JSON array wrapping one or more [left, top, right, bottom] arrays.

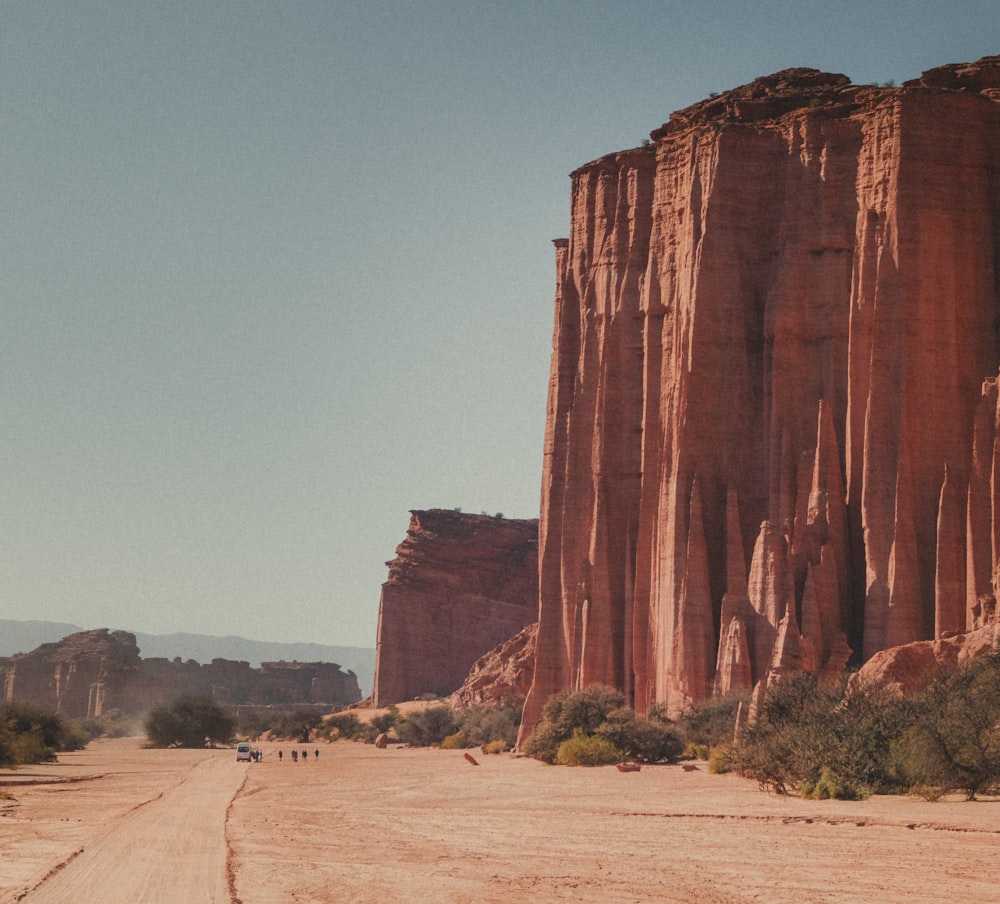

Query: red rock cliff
[[373, 509, 538, 705], [521, 57, 1000, 738]]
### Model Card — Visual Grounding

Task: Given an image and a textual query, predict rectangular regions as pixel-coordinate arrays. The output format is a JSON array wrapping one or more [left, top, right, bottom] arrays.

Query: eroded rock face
[[373, 510, 538, 706], [854, 621, 1000, 697], [452, 622, 538, 708], [0, 629, 140, 719], [0, 629, 361, 718], [521, 57, 1000, 739]]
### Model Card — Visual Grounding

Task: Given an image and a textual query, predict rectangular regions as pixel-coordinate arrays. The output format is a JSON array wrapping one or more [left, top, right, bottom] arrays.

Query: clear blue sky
[[2, 1, 997, 647]]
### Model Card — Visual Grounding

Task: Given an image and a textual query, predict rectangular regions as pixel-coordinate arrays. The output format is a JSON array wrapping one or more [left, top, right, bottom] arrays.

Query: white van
[[236, 742, 252, 762]]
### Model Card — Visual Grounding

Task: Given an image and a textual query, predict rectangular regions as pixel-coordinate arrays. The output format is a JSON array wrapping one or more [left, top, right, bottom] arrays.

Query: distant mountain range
[[0, 619, 375, 696]]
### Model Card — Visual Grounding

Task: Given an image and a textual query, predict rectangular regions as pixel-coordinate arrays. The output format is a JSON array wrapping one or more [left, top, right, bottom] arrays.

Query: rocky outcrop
[[0, 629, 362, 718], [854, 621, 1000, 697], [452, 622, 538, 708], [373, 510, 538, 706], [521, 57, 1000, 740], [0, 629, 140, 719]]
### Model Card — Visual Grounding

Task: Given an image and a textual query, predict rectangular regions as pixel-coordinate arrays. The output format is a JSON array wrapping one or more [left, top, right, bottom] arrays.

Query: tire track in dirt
[[18, 752, 247, 904], [616, 810, 1000, 834]]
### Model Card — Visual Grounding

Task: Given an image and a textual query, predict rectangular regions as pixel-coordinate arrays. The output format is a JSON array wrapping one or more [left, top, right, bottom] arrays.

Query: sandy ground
[[2, 737, 999, 903]]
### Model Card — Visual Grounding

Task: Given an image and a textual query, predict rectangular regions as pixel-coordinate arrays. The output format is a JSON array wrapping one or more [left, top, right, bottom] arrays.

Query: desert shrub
[[902, 652, 1000, 800], [547, 685, 625, 737], [825, 675, 915, 794], [708, 744, 733, 774], [263, 706, 328, 742], [235, 706, 329, 741], [800, 767, 866, 800], [732, 672, 912, 796], [8, 731, 56, 765], [524, 685, 625, 763], [60, 725, 93, 752], [370, 706, 398, 735], [481, 739, 508, 755], [0, 702, 79, 765], [525, 686, 680, 765], [454, 701, 522, 748], [76, 718, 107, 740], [394, 706, 458, 747], [555, 728, 623, 766], [522, 720, 563, 763], [676, 692, 748, 749], [597, 708, 684, 764], [440, 731, 467, 749], [909, 783, 944, 802], [731, 672, 846, 793], [325, 712, 363, 739], [319, 706, 399, 744], [144, 695, 235, 748], [686, 742, 710, 761]]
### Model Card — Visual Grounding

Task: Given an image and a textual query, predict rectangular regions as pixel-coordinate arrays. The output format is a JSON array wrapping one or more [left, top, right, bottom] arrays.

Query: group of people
[[276, 748, 320, 762]]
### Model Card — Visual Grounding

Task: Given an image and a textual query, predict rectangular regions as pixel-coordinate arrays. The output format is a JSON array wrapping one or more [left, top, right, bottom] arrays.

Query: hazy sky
[[3, 1, 997, 648]]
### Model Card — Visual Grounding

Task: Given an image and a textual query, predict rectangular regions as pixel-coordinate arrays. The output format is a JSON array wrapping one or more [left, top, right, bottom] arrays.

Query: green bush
[[731, 673, 849, 793], [370, 706, 398, 735], [555, 728, 623, 766], [597, 708, 683, 764], [60, 725, 93, 752], [903, 652, 1000, 800], [454, 702, 522, 748], [676, 692, 747, 748], [9, 730, 56, 765], [524, 685, 625, 763], [731, 672, 913, 796], [522, 720, 563, 763], [325, 712, 362, 739], [0, 701, 80, 765], [708, 744, 733, 774], [394, 706, 458, 747], [144, 696, 235, 748], [440, 731, 467, 749], [686, 742, 710, 761], [76, 718, 107, 740], [800, 767, 866, 800], [524, 686, 681, 765], [548, 685, 625, 737]]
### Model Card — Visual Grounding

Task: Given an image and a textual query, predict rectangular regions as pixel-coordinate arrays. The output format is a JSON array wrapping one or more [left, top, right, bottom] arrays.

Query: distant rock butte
[[0, 629, 361, 718], [373, 510, 538, 706], [519, 56, 1000, 742]]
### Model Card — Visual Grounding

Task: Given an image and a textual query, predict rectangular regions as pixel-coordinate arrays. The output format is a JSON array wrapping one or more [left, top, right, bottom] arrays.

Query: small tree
[[144, 696, 235, 748], [732, 672, 913, 797], [0, 702, 75, 765], [906, 652, 1000, 800]]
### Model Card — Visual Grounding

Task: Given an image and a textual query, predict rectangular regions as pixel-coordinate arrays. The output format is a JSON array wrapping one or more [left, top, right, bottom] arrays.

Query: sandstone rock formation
[[854, 620, 1000, 697], [0, 629, 140, 719], [452, 622, 538, 708], [521, 57, 1000, 740], [0, 629, 361, 719], [373, 510, 538, 706]]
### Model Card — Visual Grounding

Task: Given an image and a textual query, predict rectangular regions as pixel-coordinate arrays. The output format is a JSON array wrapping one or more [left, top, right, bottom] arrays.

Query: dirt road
[[8, 746, 245, 904]]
